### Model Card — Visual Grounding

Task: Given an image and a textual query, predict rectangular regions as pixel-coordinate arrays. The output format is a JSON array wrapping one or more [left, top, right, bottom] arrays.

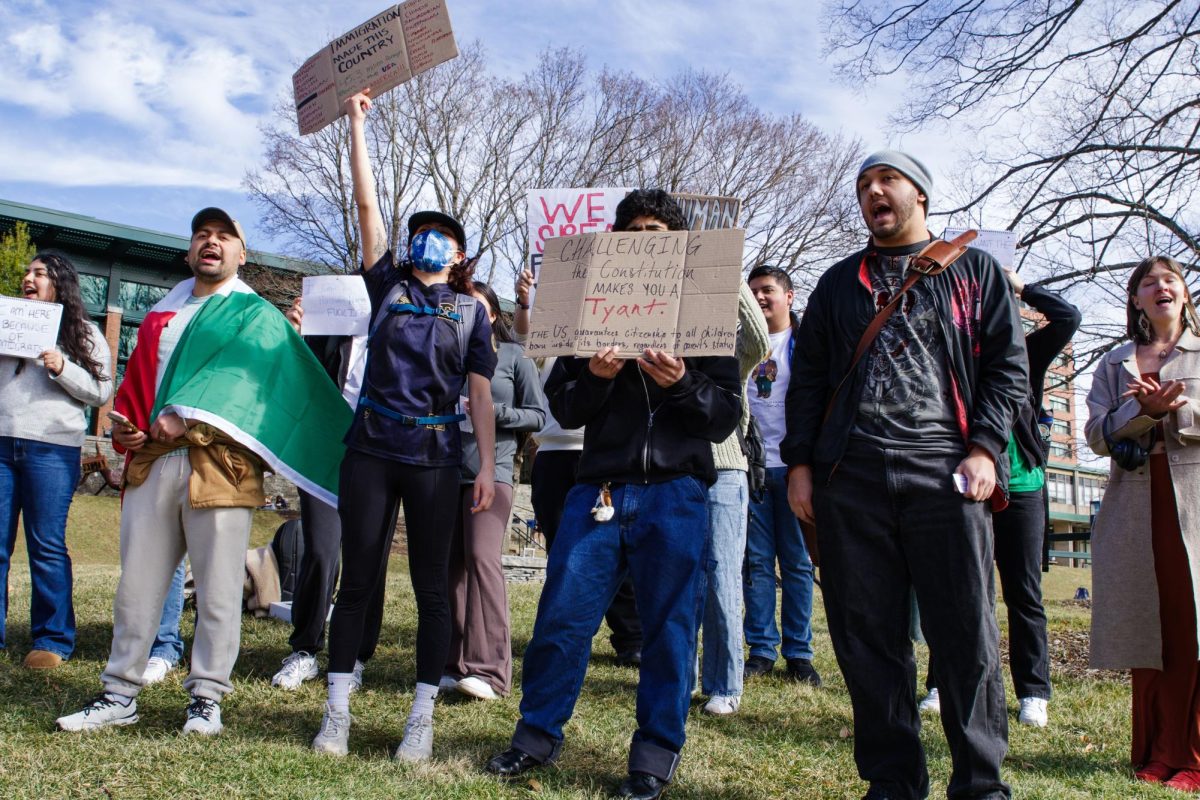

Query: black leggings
[[327, 449, 460, 681]]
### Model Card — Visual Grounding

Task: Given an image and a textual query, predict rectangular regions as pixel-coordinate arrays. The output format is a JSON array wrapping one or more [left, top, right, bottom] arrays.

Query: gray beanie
[[857, 150, 933, 210]]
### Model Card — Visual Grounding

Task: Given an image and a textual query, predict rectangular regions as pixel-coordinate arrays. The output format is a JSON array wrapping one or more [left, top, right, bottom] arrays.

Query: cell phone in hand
[[107, 410, 139, 433]]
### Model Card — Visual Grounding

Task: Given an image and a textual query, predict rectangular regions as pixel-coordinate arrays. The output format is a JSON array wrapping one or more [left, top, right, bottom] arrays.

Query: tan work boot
[[23, 650, 64, 669]]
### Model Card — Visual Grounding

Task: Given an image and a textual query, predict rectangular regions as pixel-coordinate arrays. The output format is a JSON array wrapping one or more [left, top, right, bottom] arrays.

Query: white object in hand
[[952, 473, 969, 494]]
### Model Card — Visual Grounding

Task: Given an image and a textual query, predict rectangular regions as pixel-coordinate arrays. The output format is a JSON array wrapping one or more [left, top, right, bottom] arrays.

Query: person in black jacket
[[485, 190, 743, 800], [783, 151, 1027, 800], [919, 273, 1081, 727]]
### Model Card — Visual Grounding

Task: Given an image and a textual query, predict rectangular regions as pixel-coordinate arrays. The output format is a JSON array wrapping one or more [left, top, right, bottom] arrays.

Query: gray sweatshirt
[[460, 341, 545, 486], [0, 321, 113, 448]]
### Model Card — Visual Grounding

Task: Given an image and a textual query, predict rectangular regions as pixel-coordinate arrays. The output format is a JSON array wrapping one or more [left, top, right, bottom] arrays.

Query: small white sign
[[301, 275, 372, 337], [0, 296, 63, 359], [944, 227, 1019, 268]]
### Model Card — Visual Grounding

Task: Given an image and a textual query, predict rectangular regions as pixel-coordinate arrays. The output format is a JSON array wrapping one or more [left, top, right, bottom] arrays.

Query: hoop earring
[[1137, 311, 1152, 341]]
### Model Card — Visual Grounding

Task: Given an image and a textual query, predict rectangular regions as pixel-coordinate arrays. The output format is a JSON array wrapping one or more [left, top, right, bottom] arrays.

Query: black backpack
[[740, 413, 768, 504], [271, 518, 305, 603]]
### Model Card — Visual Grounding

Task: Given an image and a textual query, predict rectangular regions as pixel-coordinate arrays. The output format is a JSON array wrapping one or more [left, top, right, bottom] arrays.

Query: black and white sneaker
[[182, 696, 223, 736], [56, 693, 139, 731]]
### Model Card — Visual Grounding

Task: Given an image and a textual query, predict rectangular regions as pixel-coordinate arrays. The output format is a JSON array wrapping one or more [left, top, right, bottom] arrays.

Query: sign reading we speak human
[[292, 0, 458, 136]]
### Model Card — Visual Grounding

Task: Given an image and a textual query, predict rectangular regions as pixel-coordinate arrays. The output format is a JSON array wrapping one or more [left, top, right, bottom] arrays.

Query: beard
[[864, 193, 920, 242]]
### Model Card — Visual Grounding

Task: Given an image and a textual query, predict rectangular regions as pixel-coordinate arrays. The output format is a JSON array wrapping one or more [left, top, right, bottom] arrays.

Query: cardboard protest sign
[[673, 193, 741, 230], [300, 276, 372, 336], [526, 188, 629, 282], [944, 227, 1018, 268], [293, 0, 458, 136], [524, 228, 745, 359], [0, 296, 63, 359]]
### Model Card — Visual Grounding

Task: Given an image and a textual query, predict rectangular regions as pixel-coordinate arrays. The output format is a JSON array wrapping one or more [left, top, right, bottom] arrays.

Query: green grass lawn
[[0, 495, 1177, 798]]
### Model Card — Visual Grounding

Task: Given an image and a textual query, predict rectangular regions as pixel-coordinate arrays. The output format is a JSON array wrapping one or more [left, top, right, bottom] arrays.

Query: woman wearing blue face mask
[[312, 90, 498, 761]]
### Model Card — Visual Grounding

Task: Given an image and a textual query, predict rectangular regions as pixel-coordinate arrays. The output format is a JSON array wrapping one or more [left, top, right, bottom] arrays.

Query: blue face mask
[[409, 229, 458, 273]]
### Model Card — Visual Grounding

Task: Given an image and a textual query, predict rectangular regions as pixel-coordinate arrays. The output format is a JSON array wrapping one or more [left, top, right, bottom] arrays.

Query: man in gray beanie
[[781, 150, 1026, 800]]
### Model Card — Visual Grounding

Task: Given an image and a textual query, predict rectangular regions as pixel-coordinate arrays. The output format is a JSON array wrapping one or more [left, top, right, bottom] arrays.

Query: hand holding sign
[[0, 296, 64, 360]]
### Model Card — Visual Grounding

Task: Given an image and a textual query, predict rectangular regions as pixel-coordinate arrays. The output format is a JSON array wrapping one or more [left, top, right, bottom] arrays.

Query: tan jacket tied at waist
[[123, 423, 265, 508]]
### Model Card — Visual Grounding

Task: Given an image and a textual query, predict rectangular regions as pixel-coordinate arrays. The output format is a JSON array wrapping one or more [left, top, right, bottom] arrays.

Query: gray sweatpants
[[101, 455, 252, 701]]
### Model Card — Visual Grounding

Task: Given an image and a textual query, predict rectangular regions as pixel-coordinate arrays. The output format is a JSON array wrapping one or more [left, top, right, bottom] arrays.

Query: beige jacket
[[123, 423, 265, 509], [1085, 329, 1200, 669]]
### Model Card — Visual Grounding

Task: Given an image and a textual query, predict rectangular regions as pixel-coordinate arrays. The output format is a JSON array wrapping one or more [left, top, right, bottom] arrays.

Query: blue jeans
[[0, 436, 80, 658], [150, 560, 187, 664], [701, 469, 747, 697], [513, 477, 710, 782], [743, 465, 814, 661]]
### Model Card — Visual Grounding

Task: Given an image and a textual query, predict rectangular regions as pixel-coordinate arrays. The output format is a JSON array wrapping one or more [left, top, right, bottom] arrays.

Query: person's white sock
[[328, 672, 355, 714], [409, 682, 437, 720]]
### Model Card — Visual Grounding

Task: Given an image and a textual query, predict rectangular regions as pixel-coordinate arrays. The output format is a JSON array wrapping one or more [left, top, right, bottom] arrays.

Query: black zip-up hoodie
[[545, 355, 742, 486], [781, 238, 1028, 502]]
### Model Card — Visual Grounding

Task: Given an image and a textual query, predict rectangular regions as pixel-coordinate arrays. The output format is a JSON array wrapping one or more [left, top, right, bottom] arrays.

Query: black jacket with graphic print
[[780, 238, 1028, 501]]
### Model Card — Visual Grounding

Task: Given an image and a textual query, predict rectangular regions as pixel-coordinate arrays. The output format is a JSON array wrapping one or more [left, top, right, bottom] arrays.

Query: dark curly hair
[[471, 281, 515, 344], [30, 250, 107, 381], [747, 264, 794, 292], [612, 189, 688, 232]]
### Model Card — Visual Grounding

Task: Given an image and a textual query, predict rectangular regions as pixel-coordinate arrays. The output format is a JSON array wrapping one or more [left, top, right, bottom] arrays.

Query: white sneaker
[[56, 693, 139, 731], [271, 651, 319, 690], [1018, 696, 1049, 727], [312, 702, 351, 755], [455, 675, 499, 701], [703, 695, 741, 716], [349, 659, 365, 693], [142, 656, 175, 685], [393, 713, 434, 762], [182, 696, 223, 735], [918, 688, 941, 715], [437, 674, 459, 695]]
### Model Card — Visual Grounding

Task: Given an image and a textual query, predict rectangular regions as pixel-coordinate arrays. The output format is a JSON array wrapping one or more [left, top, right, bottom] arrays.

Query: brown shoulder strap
[[820, 230, 978, 424]]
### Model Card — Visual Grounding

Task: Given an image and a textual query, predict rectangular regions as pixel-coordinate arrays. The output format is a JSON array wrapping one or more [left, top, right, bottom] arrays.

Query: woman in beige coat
[[1085, 255, 1200, 790]]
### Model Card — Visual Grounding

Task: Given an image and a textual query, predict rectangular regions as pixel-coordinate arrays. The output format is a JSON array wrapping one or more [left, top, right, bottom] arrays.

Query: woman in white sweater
[[0, 251, 112, 669]]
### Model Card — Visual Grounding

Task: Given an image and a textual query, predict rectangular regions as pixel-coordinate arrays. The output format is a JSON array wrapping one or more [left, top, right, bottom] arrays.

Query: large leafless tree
[[825, 0, 1200, 372], [245, 44, 863, 291]]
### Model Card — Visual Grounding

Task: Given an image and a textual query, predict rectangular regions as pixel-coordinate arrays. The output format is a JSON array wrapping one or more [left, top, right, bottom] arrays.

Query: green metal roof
[[0, 198, 325, 275]]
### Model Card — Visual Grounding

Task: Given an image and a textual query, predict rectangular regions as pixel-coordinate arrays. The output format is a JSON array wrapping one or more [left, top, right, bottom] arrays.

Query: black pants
[[815, 439, 1009, 800], [327, 450, 459, 681], [530, 449, 642, 655], [289, 489, 387, 660], [925, 489, 1051, 701]]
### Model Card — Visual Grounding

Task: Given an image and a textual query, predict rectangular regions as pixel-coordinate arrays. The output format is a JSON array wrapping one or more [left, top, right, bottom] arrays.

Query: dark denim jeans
[[150, 559, 187, 665], [0, 436, 80, 658], [815, 439, 1010, 800], [744, 465, 815, 661], [512, 477, 710, 782]]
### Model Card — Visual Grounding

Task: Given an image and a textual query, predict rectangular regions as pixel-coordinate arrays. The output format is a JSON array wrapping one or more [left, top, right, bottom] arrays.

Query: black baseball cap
[[407, 211, 467, 251]]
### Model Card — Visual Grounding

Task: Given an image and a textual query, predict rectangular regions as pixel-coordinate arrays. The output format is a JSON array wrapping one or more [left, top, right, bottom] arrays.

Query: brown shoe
[[23, 650, 64, 669]]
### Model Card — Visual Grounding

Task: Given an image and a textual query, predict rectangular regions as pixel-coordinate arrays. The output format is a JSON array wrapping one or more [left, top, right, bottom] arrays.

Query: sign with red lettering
[[293, 0, 458, 136], [526, 188, 630, 284], [524, 229, 745, 358]]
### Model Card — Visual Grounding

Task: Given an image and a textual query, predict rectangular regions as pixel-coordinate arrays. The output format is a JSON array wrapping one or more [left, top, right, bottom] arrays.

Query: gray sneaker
[[182, 696, 223, 735], [393, 713, 433, 762], [56, 693, 139, 732], [312, 703, 351, 756], [349, 659, 365, 693]]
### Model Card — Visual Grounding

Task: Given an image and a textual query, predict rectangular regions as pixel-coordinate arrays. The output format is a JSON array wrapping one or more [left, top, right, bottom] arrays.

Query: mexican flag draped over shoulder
[[151, 288, 352, 507]]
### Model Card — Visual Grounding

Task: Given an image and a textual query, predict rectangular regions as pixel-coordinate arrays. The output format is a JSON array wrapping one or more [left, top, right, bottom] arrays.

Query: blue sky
[[0, 0, 937, 254]]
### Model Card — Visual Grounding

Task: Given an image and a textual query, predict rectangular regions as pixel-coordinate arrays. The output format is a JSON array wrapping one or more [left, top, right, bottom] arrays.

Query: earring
[[1137, 311, 1152, 340]]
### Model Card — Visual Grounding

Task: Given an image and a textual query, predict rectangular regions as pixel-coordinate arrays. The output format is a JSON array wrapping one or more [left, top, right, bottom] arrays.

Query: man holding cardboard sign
[[486, 190, 742, 800]]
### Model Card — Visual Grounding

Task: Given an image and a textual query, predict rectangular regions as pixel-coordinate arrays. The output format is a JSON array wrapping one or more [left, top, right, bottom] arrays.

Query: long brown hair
[[31, 250, 107, 381], [1125, 255, 1200, 344]]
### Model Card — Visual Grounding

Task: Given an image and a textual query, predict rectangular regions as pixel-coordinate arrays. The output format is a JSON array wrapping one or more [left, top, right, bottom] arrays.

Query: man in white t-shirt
[[743, 266, 820, 684]]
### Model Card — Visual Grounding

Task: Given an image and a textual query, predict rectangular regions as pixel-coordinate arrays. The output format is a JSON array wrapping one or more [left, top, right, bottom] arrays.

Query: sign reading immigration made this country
[[524, 228, 745, 359], [292, 0, 458, 136], [0, 295, 63, 359]]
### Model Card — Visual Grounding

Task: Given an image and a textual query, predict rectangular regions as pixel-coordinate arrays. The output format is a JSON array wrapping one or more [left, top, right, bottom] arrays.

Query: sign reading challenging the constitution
[[293, 0, 458, 135], [524, 228, 745, 359]]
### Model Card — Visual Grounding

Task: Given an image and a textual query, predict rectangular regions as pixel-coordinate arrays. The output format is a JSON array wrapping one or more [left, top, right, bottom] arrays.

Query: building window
[[1047, 471, 1074, 504], [1077, 476, 1105, 508], [119, 280, 169, 315], [1050, 441, 1071, 459], [79, 273, 109, 310], [1047, 395, 1070, 414], [1052, 420, 1071, 436]]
